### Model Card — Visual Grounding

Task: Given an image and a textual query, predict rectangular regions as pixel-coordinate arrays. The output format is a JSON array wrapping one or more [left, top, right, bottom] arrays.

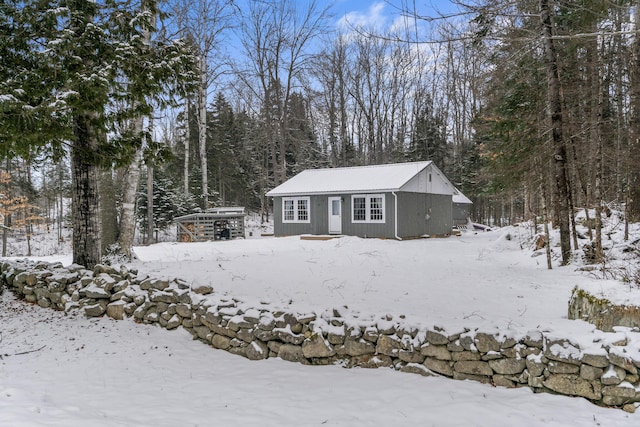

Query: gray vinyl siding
[[341, 193, 396, 239], [396, 192, 453, 237], [273, 196, 328, 236], [273, 192, 452, 238], [452, 202, 470, 226]]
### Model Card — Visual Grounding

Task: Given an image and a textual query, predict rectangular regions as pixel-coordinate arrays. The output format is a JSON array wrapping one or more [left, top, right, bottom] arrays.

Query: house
[[266, 161, 469, 239]]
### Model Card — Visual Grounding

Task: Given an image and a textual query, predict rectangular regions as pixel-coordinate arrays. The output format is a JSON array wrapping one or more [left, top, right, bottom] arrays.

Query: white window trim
[[351, 194, 385, 223], [282, 197, 311, 223]]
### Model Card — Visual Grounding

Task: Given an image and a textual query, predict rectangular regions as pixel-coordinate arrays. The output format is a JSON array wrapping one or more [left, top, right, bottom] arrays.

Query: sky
[[331, 0, 463, 33]]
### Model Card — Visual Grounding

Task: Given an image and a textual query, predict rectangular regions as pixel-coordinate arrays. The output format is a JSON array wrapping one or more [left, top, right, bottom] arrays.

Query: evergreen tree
[[0, 0, 195, 268]]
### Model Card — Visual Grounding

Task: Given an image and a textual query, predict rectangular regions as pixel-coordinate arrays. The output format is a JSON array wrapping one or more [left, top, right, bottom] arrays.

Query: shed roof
[[266, 161, 456, 197], [452, 189, 473, 205]]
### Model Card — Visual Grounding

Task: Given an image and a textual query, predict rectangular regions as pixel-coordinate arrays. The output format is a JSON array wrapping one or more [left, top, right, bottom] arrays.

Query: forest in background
[[1, 0, 640, 267]]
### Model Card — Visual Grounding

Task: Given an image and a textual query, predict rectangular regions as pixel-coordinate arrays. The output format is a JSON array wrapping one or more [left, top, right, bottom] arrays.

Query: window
[[353, 197, 366, 221], [282, 197, 310, 223], [284, 199, 295, 221], [351, 194, 385, 223]]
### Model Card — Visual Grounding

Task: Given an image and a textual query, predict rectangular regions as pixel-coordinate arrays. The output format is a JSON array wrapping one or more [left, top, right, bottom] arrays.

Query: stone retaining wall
[[1, 259, 639, 412], [569, 286, 640, 332]]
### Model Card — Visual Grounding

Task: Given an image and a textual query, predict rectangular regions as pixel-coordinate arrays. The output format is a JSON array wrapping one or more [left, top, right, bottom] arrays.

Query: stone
[[492, 375, 516, 388], [245, 341, 269, 360], [175, 303, 192, 318], [524, 330, 543, 348], [144, 311, 159, 323], [543, 374, 602, 400], [362, 326, 379, 343], [528, 375, 544, 388], [94, 273, 117, 292], [398, 350, 425, 364], [423, 357, 453, 377], [302, 336, 335, 358], [84, 302, 107, 317], [344, 338, 376, 357], [453, 372, 492, 384], [601, 365, 626, 386], [481, 351, 503, 361], [447, 340, 464, 352], [236, 328, 254, 343], [253, 329, 276, 341], [459, 335, 475, 351], [454, 361, 493, 377], [149, 290, 175, 304], [399, 363, 435, 377], [37, 297, 51, 308], [349, 354, 393, 369], [194, 326, 212, 342], [228, 315, 254, 331], [421, 344, 452, 361], [488, 358, 526, 375], [451, 351, 481, 361], [192, 283, 213, 295], [106, 301, 126, 320], [273, 327, 304, 345], [376, 334, 402, 357], [548, 360, 580, 374], [544, 339, 582, 366], [84, 283, 111, 299], [601, 384, 637, 406], [93, 264, 120, 276], [499, 336, 518, 349], [278, 344, 306, 363], [580, 364, 604, 381], [526, 355, 545, 377], [112, 280, 129, 293], [47, 281, 66, 293], [133, 294, 146, 306], [474, 333, 501, 353], [166, 314, 181, 330], [581, 352, 609, 368], [426, 330, 449, 345], [609, 352, 638, 375]]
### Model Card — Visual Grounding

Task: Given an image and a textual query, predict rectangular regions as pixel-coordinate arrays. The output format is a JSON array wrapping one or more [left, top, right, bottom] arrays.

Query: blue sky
[[331, 0, 461, 31]]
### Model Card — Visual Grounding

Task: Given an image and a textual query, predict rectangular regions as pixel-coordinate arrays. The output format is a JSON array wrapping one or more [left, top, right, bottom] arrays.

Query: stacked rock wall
[[1, 259, 639, 412]]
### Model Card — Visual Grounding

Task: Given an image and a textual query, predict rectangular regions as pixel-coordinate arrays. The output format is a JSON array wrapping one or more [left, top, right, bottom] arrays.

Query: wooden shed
[[266, 161, 466, 239], [175, 207, 245, 242]]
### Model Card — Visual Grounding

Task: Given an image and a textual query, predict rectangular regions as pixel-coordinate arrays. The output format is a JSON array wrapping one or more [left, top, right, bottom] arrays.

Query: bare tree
[[172, 0, 234, 209], [236, 0, 331, 185]]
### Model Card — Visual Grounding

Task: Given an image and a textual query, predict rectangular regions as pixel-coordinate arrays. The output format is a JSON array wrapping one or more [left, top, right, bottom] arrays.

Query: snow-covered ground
[[1, 216, 640, 426]]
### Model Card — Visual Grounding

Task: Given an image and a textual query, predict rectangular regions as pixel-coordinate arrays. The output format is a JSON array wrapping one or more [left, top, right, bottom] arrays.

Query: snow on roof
[[266, 161, 433, 197], [453, 189, 472, 204]]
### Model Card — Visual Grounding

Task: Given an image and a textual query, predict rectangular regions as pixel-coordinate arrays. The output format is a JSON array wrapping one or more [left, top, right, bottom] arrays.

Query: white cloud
[[337, 2, 387, 32]]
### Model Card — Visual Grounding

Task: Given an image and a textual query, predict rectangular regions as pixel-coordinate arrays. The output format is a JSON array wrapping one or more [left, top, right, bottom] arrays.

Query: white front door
[[328, 197, 342, 234]]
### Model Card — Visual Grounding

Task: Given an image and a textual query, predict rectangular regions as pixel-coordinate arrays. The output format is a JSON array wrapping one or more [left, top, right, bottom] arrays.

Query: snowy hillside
[[1, 212, 639, 426]]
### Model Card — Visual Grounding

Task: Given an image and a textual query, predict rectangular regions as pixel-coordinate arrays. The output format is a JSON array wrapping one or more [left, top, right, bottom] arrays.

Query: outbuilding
[[266, 161, 468, 239]]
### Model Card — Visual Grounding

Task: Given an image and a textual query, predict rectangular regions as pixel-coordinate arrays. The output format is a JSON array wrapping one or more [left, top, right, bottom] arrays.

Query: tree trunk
[[146, 161, 154, 244], [198, 55, 209, 208], [99, 169, 119, 253], [629, 2, 640, 220], [117, 1, 153, 258], [117, 153, 140, 259], [71, 113, 102, 269], [184, 99, 190, 195], [541, 0, 572, 265]]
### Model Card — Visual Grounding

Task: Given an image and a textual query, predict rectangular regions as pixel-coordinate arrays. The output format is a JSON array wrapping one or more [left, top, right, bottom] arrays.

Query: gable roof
[[452, 188, 473, 205], [266, 161, 460, 197]]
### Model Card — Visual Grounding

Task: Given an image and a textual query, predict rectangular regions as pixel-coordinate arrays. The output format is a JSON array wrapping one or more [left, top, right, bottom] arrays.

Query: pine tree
[[0, 1, 195, 268]]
